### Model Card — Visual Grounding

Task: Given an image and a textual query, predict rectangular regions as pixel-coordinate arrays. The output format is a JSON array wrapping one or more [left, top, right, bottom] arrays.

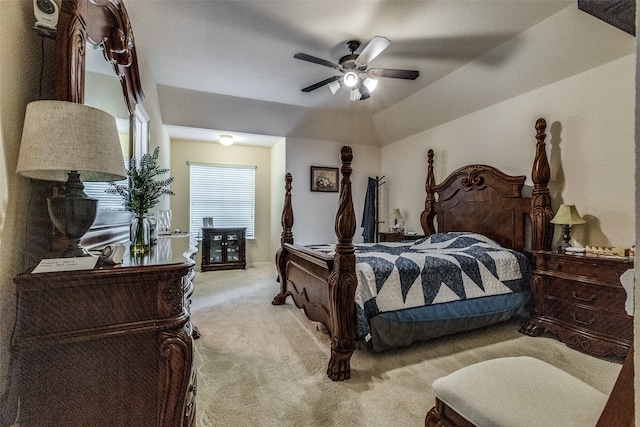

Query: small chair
[[426, 348, 633, 427]]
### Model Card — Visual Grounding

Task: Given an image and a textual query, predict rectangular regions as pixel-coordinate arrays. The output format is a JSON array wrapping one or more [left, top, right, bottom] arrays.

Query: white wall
[[270, 138, 287, 256], [285, 139, 381, 245], [373, 4, 635, 145], [382, 54, 635, 249], [170, 139, 273, 263], [0, 3, 47, 421]]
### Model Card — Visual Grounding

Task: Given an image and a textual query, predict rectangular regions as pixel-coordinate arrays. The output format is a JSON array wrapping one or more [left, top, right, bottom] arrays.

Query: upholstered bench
[[425, 356, 610, 427]]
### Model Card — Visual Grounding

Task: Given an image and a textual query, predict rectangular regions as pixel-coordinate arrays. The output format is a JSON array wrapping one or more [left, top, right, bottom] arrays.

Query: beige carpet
[[190, 263, 622, 427]]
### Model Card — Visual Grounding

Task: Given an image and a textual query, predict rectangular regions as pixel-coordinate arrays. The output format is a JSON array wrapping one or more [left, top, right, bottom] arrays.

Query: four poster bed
[[273, 118, 553, 381]]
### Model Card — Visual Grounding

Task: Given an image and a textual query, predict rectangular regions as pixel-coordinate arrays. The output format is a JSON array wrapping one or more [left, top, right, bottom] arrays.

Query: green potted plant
[[107, 147, 174, 254]]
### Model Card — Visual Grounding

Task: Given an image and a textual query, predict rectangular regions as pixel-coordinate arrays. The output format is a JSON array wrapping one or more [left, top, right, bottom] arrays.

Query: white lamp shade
[[328, 80, 341, 95], [392, 208, 403, 220], [16, 100, 126, 182], [550, 204, 586, 225], [363, 77, 378, 92]]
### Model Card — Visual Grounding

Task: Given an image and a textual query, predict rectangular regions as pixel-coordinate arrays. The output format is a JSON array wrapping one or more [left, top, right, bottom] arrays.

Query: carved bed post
[[272, 173, 293, 305], [420, 149, 437, 236], [327, 146, 357, 381], [530, 118, 553, 251]]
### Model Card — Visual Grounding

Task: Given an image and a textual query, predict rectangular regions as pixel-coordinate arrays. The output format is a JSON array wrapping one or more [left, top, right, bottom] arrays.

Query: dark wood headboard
[[420, 118, 553, 253], [428, 162, 530, 252]]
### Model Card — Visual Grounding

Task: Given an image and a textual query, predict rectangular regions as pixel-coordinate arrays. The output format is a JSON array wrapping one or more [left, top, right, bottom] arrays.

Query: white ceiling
[[119, 1, 577, 144], [164, 125, 284, 147]]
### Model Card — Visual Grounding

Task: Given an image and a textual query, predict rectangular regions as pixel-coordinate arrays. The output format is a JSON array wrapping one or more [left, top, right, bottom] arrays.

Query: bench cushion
[[432, 356, 608, 427]]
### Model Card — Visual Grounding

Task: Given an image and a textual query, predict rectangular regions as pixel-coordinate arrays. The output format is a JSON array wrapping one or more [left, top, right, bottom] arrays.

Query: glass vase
[[130, 214, 151, 254], [147, 213, 158, 244]]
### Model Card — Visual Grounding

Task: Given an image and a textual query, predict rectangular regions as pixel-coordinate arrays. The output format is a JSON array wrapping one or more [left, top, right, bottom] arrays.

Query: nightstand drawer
[[543, 299, 633, 340], [543, 276, 627, 314], [540, 256, 629, 284]]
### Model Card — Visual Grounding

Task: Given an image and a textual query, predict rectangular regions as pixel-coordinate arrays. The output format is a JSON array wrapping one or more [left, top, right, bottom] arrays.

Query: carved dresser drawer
[[522, 250, 633, 360]]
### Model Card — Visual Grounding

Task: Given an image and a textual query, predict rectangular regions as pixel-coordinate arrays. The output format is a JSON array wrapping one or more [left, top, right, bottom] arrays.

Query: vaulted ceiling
[[116, 1, 632, 146]]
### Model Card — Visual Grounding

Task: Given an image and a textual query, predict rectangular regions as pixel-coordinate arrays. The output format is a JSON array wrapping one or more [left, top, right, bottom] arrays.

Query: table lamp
[[391, 208, 403, 232], [16, 100, 126, 257], [550, 204, 586, 251]]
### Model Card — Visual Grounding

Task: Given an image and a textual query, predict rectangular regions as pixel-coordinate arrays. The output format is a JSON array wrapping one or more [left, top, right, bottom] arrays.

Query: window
[[189, 163, 255, 239], [83, 159, 129, 210]]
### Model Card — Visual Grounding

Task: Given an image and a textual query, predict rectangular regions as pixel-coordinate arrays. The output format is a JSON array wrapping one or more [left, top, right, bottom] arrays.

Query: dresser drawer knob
[[572, 313, 595, 326], [571, 291, 596, 303]]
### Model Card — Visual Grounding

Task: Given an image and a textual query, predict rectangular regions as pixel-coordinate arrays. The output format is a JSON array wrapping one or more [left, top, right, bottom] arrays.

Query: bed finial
[[531, 118, 553, 251], [420, 149, 437, 236], [281, 173, 294, 246], [328, 145, 357, 381], [273, 172, 294, 306], [335, 146, 356, 243]]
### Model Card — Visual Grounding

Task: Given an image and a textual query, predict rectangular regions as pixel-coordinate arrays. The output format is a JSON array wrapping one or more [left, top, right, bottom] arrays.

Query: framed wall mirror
[[54, 0, 146, 249], [59, 0, 147, 163]]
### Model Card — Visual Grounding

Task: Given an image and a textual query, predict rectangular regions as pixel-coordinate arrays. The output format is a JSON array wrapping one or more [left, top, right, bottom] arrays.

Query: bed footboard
[[273, 147, 358, 381]]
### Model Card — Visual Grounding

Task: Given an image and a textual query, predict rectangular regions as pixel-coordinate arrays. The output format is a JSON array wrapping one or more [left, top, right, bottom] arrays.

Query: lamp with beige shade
[[550, 204, 586, 252], [16, 100, 126, 257], [391, 208, 404, 232]]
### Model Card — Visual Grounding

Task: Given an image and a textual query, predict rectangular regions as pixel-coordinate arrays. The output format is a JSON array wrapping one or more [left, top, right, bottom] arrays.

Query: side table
[[378, 232, 425, 243], [521, 250, 633, 360]]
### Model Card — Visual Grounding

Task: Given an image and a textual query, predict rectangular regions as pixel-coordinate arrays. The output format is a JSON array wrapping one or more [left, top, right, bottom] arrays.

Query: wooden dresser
[[521, 250, 633, 360], [13, 235, 198, 427]]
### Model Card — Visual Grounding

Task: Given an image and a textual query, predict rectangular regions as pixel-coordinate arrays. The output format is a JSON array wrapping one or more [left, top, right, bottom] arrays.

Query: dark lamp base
[[557, 224, 573, 252], [47, 171, 98, 258]]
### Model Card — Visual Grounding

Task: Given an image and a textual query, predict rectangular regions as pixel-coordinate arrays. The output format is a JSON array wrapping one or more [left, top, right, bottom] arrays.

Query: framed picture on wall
[[310, 166, 339, 192]]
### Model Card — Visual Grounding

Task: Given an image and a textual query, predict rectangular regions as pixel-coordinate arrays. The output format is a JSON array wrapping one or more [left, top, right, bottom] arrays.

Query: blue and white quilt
[[307, 232, 531, 341]]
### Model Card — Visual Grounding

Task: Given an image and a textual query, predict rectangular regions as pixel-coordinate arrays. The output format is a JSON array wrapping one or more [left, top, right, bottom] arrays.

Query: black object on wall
[[578, 0, 636, 36]]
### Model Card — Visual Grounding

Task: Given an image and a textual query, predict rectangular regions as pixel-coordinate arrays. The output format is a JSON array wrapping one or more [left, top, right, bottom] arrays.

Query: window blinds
[[83, 159, 129, 211], [189, 163, 255, 239]]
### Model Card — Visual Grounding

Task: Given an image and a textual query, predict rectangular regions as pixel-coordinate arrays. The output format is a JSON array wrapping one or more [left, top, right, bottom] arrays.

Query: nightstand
[[378, 232, 425, 242], [521, 250, 633, 360]]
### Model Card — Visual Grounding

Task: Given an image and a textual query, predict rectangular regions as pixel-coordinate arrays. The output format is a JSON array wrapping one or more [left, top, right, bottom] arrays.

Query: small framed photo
[[310, 166, 339, 192]]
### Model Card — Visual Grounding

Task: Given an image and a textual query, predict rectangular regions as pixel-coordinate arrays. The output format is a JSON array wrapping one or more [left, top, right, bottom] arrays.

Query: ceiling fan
[[294, 36, 419, 101]]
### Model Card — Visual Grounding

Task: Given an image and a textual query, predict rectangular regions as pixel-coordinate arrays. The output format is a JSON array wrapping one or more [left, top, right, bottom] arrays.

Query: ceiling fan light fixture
[[363, 77, 378, 92], [328, 79, 341, 95], [349, 88, 361, 101], [343, 72, 358, 88], [219, 134, 234, 146]]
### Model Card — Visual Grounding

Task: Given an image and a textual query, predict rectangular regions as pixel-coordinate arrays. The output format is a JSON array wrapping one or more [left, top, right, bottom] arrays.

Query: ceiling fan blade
[[294, 53, 341, 70], [301, 75, 342, 92], [357, 36, 391, 65], [368, 68, 419, 80]]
